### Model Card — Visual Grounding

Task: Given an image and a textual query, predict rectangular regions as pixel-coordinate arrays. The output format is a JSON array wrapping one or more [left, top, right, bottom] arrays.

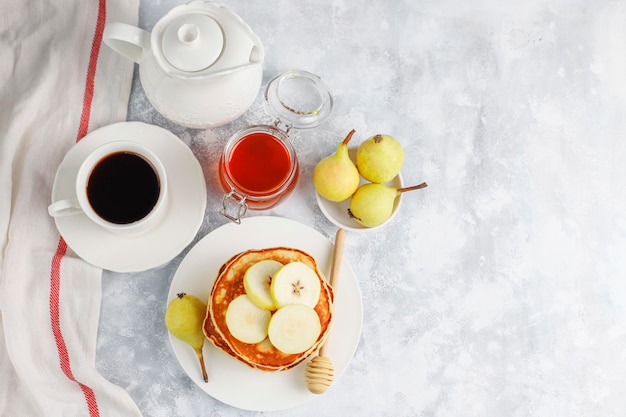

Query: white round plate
[[168, 216, 363, 412], [50, 121, 207, 272]]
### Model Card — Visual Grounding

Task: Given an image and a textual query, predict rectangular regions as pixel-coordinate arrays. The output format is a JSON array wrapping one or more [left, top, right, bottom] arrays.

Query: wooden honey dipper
[[304, 228, 345, 394]]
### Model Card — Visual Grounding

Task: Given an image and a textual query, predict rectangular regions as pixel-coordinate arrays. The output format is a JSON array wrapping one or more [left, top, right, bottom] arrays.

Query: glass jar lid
[[264, 70, 333, 129]]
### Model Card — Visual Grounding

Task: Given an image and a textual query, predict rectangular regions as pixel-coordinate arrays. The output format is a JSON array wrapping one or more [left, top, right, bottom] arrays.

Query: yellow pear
[[348, 182, 427, 227], [356, 134, 405, 183], [165, 292, 209, 382], [313, 129, 361, 202]]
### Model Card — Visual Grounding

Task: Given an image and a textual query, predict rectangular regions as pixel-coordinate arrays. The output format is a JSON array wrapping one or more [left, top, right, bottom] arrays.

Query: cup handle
[[103, 23, 150, 63], [48, 199, 82, 217]]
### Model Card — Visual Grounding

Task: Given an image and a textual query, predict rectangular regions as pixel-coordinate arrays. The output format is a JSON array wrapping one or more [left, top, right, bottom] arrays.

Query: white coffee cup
[[48, 141, 168, 235]]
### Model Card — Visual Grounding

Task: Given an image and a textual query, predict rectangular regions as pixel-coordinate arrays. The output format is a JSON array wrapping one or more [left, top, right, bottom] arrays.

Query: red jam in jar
[[219, 125, 299, 213], [219, 70, 334, 223]]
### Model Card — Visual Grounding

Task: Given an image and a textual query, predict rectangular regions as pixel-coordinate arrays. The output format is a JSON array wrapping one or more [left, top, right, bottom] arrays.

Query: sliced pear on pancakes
[[243, 259, 283, 311], [270, 262, 321, 308], [268, 304, 322, 354], [204, 247, 334, 371], [225, 294, 271, 344]]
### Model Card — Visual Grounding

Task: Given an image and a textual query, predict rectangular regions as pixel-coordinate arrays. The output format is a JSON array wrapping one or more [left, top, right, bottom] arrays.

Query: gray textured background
[[96, 0, 626, 415]]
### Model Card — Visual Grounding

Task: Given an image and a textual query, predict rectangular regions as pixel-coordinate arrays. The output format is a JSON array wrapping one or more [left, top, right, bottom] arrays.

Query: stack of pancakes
[[203, 247, 334, 371]]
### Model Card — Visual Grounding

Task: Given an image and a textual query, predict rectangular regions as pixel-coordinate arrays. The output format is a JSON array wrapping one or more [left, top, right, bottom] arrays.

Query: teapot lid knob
[[161, 14, 223, 72]]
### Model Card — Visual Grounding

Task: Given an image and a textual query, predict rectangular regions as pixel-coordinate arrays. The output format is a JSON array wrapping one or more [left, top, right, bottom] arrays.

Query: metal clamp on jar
[[219, 70, 333, 223]]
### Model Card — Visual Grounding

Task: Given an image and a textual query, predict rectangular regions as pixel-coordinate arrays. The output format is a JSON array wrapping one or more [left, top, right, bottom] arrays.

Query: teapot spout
[[103, 23, 150, 63], [249, 43, 263, 65]]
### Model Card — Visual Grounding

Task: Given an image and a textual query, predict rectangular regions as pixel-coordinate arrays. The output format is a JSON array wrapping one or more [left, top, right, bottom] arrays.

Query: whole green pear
[[165, 292, 209, 382], [356, 134, 404, 183], [348, 182, 427, 227], [313, 129, 361, 202]]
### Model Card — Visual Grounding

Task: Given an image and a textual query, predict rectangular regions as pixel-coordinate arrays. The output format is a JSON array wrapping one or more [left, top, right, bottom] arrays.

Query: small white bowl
[[315, 172, 404, 232]]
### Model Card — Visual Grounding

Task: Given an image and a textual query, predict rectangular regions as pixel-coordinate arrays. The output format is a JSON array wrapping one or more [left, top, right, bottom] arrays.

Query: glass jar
[[219, 70, 333, 223]]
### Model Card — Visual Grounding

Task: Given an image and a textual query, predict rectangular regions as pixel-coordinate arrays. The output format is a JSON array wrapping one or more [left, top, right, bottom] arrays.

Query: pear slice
[[268, 304, 322, 354], [225, 294, 272, 344], [270, 262, 321, 308], [243, 259, 283, 310]]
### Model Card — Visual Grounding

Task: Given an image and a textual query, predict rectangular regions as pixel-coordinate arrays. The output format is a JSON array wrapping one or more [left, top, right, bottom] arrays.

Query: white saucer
[[50, 122, 207, 272]]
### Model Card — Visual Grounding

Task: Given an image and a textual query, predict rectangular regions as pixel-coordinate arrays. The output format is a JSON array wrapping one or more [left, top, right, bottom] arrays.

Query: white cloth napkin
[[0, 1, 142, 416]]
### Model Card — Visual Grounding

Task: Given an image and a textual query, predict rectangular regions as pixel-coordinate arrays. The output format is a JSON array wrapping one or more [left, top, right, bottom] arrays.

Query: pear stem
[[397, 182, 428, 194], [195, 346, 208, 382], [342, 129, 356, 146]]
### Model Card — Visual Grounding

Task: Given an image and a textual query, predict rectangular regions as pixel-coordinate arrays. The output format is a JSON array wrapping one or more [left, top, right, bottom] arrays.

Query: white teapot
[[103, 1, 264, 128]]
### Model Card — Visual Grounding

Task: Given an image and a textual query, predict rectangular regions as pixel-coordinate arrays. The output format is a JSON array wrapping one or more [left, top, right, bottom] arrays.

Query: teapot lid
[[161, 14, 223, 72], [264, 70, 333, 130]]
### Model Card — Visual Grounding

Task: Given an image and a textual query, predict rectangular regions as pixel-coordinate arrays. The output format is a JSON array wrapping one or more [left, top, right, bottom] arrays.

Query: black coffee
[[87, 151, 160, 224]]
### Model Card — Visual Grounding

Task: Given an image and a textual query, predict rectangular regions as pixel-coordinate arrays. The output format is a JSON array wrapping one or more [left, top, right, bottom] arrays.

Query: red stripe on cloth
[[49, 0, 107, 416], [50, 239, 101, 414], [77, 0, 108, 142]]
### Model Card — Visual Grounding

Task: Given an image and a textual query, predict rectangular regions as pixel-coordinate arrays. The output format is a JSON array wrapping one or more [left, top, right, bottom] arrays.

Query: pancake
[[203, 247, 334, 371]]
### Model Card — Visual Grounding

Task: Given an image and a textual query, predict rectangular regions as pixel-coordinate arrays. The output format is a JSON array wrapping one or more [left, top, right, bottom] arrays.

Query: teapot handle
[[103, 23, 150, 63]]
